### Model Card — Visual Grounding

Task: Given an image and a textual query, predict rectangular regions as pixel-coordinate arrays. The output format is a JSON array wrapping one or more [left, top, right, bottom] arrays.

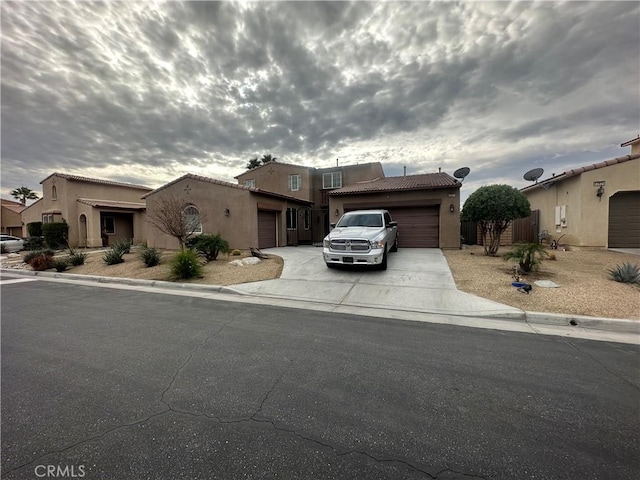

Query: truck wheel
[[379, 249, 388, 270], [326, 263, 335, 269], [390, 237, 398, 252]]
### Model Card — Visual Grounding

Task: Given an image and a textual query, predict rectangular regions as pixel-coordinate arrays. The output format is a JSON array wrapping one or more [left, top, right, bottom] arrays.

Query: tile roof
[[1, 203, 26, 214], [234, 161, 383, 178], [621, 136, 640, 147], [521, 153, 640, 192], [77, 198, 147, 210], [142, 173, 312, 205], [41, 172, 152, 191], [329, 172, 460, 195]]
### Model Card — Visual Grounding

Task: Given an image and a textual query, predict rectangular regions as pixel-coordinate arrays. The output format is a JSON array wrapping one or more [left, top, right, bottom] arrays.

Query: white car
[[0, 235, 25, 253], [323, 210, 398, 270]]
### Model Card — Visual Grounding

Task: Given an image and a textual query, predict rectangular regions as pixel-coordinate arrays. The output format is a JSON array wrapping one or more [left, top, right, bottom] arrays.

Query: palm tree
[[10, 186, 39, 205], [246, 157, 261, 170], [261, 154, 277, 164]]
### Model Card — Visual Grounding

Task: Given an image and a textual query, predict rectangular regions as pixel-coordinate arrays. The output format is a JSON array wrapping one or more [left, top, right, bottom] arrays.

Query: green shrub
[[103, 247, 125, 265], [24, 236, 45, 251], [139, 246, 161, 267], [27, 222, 43, 237], [187, 234, 230, 261], [111, 238, 133, 255], [170, 249, 203, 280], [607, 262, 640, 285], [53, 258, 69, 272], [42, 222, 69, 249], [231, 249, 242, 256], [28, 253, 54, 271], [67, 247, 87, 266], [502, 243, 549, 272]]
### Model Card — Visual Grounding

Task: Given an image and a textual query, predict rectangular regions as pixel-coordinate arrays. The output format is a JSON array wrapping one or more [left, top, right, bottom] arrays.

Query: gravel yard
[[442, 245, 639, 320], [3, 245, 638, 320]]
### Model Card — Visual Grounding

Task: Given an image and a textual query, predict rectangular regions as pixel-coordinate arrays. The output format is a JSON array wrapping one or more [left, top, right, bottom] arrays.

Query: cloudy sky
[[1, 1, 639, 204]]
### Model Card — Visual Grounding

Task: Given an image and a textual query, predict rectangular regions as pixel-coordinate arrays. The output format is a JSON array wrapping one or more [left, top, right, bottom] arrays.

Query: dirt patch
[[442, 245, 640, 320]]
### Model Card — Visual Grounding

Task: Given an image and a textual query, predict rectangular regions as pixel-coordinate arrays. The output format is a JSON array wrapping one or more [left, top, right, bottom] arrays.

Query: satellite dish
[[523, 168, 544, 183], [453, 167, 471, 183]]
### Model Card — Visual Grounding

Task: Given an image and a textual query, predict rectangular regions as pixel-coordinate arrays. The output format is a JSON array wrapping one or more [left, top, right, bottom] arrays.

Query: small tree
[[146, 195, 205, 249], [503, 243, 549, 272], [461, 185, 531, 256], [10, 186, 39, 205], [261, 154, 277, 164]]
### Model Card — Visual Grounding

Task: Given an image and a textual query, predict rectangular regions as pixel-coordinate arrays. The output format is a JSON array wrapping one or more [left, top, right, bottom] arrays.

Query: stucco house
[[1, 199, 26, 237], [235, 161, 385, 244], [328, 172, 462, 249], [520, 145, 640, 249], [21, 173, 152, 247], [143, 173, 312, 250]]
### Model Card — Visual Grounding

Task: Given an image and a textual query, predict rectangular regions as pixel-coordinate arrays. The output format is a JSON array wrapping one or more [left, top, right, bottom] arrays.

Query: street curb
[[3, 268, 638, 335], [525, 311, 640, 334]]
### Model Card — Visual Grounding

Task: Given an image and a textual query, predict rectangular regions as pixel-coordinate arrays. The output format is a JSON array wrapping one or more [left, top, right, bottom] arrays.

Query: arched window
[[184, 205, 202, 234], [52, 185, 57, 200]]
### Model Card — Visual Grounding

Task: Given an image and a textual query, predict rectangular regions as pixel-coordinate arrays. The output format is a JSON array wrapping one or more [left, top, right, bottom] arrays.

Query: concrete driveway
[[228, 246, 523, 318]]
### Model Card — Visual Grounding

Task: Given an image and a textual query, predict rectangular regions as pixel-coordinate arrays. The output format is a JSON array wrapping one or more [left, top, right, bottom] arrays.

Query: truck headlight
[[369, 238, 384, 249], [323, 238, 330, 248]]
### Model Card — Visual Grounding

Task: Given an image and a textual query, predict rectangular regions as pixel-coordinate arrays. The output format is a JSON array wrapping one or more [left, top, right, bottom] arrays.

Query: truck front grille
[[330, 239, 370, 252]]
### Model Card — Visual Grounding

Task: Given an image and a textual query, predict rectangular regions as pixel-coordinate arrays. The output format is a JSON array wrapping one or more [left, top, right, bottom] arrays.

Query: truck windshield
[[337, 214, 383, 228]]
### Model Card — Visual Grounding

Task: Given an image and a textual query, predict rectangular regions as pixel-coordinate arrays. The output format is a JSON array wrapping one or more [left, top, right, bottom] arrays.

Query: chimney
[[336, 158, 339, 167], [403, 166, 406, 176], [438, 167, 441, 173]]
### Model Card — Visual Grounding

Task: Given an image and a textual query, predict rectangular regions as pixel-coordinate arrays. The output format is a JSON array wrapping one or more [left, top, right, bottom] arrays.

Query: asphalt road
[[1, 279, 639, 480]]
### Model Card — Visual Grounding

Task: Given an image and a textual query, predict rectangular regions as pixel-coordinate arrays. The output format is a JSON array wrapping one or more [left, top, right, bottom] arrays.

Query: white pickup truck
[[322, 209, 398, 270]]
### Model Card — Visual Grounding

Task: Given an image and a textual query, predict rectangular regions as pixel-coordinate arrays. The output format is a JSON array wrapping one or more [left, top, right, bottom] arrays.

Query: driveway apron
[[228, 247, 523, 318]]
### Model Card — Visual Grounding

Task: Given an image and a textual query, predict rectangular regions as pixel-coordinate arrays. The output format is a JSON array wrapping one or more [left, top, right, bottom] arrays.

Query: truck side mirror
[[388, 221, 397, 227]]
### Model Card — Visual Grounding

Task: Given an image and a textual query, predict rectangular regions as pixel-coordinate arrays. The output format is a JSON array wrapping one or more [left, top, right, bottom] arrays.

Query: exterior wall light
[[335, 209, 340, 216], [596, 186, 604, 201], [449, 204, 455, 213], [224, 208, 230, 216]]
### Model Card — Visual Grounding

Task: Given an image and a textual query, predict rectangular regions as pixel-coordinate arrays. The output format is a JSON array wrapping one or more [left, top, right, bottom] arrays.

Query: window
[[52, 186, 57, 200], [102, 216, 115, 234], [286, 208, 297, 230], [323, 172, 342, 189], [303, 209, 311, 230], [42, 214, 53, 224], [184, 205, 202, 234], [288, 174, 301, 192], [244, 179, 256, 187]]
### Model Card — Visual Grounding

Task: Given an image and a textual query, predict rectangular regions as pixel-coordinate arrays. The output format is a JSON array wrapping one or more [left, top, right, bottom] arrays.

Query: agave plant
[[607, 262, 640, 285], [502, 242, 549, 273]]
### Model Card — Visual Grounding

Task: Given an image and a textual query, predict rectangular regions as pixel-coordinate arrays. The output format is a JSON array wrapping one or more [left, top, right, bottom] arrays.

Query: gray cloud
[[1, 1, 638, 204]]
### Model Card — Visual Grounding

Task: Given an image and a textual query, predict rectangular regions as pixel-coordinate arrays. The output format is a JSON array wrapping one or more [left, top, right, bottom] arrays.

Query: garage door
[[258, 210, 277, 249], [388, 206, 439, 248], [608, 191, 640, 248]]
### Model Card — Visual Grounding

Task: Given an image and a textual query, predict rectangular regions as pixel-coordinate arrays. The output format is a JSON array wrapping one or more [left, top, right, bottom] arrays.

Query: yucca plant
[[111, 238, 133, 255], [53, 258, 69, 272], [103, 247, 125, 265], [607, 262, 640, 285], [502, 242, 550, 272], [67, 247, 88, 266], [170, 249, 203, 280], [139, 246, 161, 267]]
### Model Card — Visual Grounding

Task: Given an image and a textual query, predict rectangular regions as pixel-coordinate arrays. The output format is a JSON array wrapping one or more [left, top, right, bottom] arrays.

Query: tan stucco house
[[1, 199, 26, 237], [143, 174, 312, 250], [21, 173, 152, 247], [521, 147, 640, 249], [235, 161, 385, 244], [328, 172, 462, 249]]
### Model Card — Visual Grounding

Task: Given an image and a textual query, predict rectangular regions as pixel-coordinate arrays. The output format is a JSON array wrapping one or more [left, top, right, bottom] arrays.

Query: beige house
[[21, 173, 152, 247], [1, 199, 26, 237], [235, 161, 385, 244], [143, 174, 312, 250], [521, 147, 640, 249], [328, 172, 462, 249]]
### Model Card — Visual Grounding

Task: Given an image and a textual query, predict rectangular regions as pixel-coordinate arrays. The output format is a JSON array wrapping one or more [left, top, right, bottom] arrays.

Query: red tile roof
[[41, 173, 152, 191], [329, 172, 460, 195], [521, 153, 640, 192]]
